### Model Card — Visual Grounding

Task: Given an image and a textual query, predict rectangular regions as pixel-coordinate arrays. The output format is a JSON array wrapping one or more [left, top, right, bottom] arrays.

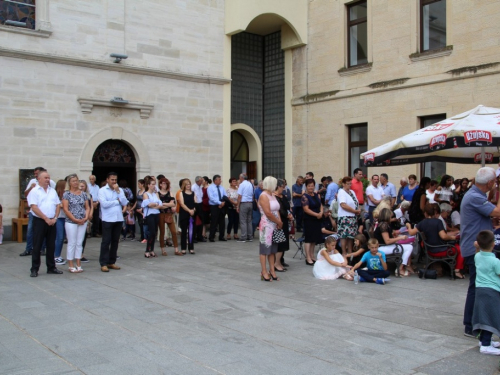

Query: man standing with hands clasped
[[98, 172, 129, 272], [28, 171, 63, 277], [208, 174, 227, 242]]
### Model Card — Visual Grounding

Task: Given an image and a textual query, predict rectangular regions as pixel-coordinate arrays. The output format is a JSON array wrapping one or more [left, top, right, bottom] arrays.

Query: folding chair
[[292, 237, 306, 259]]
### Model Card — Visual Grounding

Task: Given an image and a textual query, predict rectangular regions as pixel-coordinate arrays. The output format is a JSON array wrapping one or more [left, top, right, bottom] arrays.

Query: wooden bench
[[11, 199, 29, 243]]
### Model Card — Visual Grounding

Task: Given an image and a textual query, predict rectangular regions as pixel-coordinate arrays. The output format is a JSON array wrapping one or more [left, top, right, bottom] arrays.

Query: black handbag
[[418, 268, 437, 279], [272, 229, 286, 244]]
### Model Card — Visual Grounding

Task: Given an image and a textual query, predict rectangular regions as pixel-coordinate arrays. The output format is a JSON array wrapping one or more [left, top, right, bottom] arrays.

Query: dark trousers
[[463, 254, 477, 332], [226, 208, 239, 236], [135, 210, 145, 240], [99, 221, 122, 266], [368, 205, 376, 222], [91, 208, 101, 236], [209, 205, 225, 240], [145, 214, 159, 253], [358, 269, 391, 282], [480, 330, 493, 346], [31, 217, 56, 272], [195, 203, 204, 240], [293, 206, 303, 231], [180, 218, 194, 251]]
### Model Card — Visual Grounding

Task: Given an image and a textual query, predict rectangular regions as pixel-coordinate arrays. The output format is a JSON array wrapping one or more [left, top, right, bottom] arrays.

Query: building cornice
[[0, 47, 231, 85]]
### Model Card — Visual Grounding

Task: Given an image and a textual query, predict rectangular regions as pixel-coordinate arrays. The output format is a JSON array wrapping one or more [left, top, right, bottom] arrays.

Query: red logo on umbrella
[[422, 123, 454, 132], [364, 153, 375, 165], [474, 153, 494, 163], [429, 134, 447, 150], [463, 130, 492, 145]]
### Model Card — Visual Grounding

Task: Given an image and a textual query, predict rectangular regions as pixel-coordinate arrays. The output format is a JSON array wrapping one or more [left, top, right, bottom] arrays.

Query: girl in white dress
[[313, 235, 352, 280]]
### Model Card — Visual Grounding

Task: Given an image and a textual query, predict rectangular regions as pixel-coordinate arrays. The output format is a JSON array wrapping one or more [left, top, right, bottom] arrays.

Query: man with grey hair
[[460, 167, 500, 339], [396, 177, 408, 205], [192, 176, 206, 242], [236, 173, 253, 242]]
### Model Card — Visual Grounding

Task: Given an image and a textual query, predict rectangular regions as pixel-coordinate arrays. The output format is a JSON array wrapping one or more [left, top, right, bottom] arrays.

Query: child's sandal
[[69, 267, 78, 273]]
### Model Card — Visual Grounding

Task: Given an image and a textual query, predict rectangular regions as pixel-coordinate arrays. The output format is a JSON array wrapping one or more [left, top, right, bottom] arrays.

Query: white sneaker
[[479, 345, 500, 355], [55, 258, 66, 265], [478, 341, 500, 348]]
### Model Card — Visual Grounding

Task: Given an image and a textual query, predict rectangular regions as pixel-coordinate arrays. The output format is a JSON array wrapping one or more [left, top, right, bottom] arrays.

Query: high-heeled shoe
[[305, 260, 315, 266], [269, 271, 279, 281], [261, 272, 272, 282]]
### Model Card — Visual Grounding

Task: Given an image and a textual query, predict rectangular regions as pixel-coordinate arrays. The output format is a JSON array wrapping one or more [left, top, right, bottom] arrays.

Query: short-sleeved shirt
[[460, 185, 495, 258], [365, 185, 384, 207], [416, 218, 448, 253], [337, 188, 358, 217], [325, 182, 339, 204], [381, 182, 397, 200], [361, 251, 386, 271], [237, 180, 254, 202], [475, 251, 500, 292], [351, 178, 364, 205], [63, 191, 88, 224], [28, 185, 61, 219], [292, 184, 303, 207], [402, 185, 417, 201]]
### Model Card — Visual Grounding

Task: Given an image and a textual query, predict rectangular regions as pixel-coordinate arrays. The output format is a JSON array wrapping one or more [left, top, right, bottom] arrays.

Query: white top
[[142, 192, 162, 217], [394, 208, 409, 225], [365, 185, 384, 207], [337, 188, 357, 217], [451, 211, 461, 226], [426, 189, 436, 203], [98, 184, 129, 222], [28, 185, 61, 218], [237, 180, 254, 202], [436, 186, 453, 202], [439, 215, 447, 230], [88, 182, 100, 201], [192, 182, 203, 204], [25, 178, 56, 193]]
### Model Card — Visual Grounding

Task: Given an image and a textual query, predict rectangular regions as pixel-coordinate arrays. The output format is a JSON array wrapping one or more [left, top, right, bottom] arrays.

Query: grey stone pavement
[[1, 236, 500, 375]]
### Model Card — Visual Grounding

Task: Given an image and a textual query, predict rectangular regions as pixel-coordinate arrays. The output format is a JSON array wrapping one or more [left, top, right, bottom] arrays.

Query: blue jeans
[[25, 212, 34, 251], [54, 218, 66, 258], [463, 254, 477, 332]]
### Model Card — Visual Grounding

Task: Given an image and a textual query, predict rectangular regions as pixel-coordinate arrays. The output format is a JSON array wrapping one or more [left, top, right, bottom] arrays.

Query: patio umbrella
[[361, 105, 500, 167]]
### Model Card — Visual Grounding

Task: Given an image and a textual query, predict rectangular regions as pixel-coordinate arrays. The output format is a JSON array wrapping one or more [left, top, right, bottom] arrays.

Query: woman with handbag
[[302, 178, 324, 266], [158, 178, 181, 256], [258, 176, 283, 282]]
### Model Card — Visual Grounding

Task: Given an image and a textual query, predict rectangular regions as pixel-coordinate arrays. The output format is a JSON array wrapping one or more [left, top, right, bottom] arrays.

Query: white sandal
[[76, 266, 83, 273], [69, 267, 78, 273], [343, 273, 353, 281]]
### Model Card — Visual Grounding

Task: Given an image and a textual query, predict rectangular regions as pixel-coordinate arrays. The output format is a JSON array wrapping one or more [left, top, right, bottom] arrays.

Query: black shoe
[[20, 251, 32, 256], [282, 262, 290, 267], [80, 257, 89, 263], [47, 268, 63, 274], [199, 238, 207, 242], [305, 260, 315, 266], [193, 240, 198, 243], [219, 238, 227, 242], [209, 239, 215, 242], [30, 270, 38, 277]]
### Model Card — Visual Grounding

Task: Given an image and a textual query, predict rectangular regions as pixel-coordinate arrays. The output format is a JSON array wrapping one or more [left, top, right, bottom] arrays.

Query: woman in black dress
[[178, 179, 196, 254], [302, 178, 324, 265], [274, 179, 293, 272]]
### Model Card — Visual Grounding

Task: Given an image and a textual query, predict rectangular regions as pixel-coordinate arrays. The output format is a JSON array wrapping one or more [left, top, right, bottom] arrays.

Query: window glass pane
[[349, 22, 368, 66], [0, 0, 36, 29], [422, 0, 446, 51], [351, 146, 367, 176], [349, 2, 367, 21], [350, 126, 367, 142]]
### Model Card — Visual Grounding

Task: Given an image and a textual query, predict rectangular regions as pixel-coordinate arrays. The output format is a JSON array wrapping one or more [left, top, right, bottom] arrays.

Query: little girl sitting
[[313, 235, 352, 280], [348, 234, 368, 266]]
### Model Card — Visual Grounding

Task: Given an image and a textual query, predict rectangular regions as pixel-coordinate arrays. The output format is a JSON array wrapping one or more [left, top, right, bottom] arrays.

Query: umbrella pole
[[481, 146, 485, 167]]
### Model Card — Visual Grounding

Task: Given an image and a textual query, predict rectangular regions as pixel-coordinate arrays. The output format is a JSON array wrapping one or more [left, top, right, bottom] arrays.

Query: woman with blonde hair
[[258, 176, 282, 282], [157, 178, 180, 256]]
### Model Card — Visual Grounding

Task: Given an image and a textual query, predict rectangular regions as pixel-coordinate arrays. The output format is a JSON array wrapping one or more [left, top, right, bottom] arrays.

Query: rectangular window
[[0, 0, 36, 29], [420, 0, 446, 52], [348, 124, 368, 176], [347, 0, 368, 67], [420, 114, 446, 179]]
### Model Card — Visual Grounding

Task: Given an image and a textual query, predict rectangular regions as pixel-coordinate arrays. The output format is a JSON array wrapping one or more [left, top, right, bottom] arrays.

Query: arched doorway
[[92, 140, 137, 192], [231, 131, 252, 178]]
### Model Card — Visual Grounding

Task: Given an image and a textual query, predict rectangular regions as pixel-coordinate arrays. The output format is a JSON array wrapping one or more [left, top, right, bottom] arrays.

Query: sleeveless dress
[[302, 192, 323, 244], [313, 249, 349, 280], [179, 191, 195, 221], [258, 192, 280, 255]]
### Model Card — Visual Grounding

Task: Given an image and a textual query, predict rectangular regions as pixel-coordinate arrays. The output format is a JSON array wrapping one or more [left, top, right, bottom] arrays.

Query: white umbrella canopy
[[361, 105, 500, 167]]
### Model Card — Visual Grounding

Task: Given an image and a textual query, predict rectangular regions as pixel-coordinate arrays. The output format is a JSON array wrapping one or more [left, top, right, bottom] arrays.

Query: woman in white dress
[[313, 235, 352, 280]]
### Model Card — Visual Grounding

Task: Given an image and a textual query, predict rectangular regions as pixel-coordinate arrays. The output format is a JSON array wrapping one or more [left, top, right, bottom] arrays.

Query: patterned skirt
[[337, 216, 358, 239]]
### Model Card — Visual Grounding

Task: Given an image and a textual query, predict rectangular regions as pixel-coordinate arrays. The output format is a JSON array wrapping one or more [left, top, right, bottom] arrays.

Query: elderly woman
[[337, 176, 361, 257], [302, 178, 324, 265], [394, 200, 411, 227], [258, 176, 283, 282], [374, 208, 413, 276], [274, 179, 293, 272], [401, 174, 418, 202]]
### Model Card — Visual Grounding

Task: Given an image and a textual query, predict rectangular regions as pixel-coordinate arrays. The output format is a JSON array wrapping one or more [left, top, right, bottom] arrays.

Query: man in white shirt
[[98, 172, 129, 272], [380, 173, 397, 207], [192, 176, 206, 242], [207, 174, 227, 242], [366, 174, 385, 222], [20, 167, 56, 257], [28, 171, 62, 277], [236, 173, 254, 242], [88, 175, 101, 237]]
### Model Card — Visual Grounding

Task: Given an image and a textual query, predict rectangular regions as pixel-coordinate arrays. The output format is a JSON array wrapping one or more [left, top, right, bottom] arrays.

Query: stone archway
[[79, 127, 151, 177], [231, 123, 262, 181]]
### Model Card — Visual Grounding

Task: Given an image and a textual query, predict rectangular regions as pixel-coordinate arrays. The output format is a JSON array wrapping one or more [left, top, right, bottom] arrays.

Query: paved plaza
[[1, 237, 499, 375]]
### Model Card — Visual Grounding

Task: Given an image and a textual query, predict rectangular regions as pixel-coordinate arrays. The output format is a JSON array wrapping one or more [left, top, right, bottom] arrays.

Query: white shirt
[[25, 178, 56, 194], [337, 189, 357, 217], [237, 180, 254, 203], [394, 208, 409, 225], [365, 185, 385, 207], [28, 185, 61, 218], [439, 215, 447, 230], [98, 184, 129, 222], [426, 189, 436, 204], [88, 182, 100, 201], [451, 211, 461, 226], [192, 182, 203, 204]]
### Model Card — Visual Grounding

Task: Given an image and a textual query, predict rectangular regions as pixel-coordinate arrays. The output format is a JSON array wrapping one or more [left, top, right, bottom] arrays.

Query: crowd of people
[[12, 164, 500, 356]]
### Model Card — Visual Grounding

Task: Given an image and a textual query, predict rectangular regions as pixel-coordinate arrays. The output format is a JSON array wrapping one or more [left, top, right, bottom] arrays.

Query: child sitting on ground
[[472, 230, 500, 355], [348, 233, 368, 266], [313, 235, 352, 280], [348, 238, 391, 285]]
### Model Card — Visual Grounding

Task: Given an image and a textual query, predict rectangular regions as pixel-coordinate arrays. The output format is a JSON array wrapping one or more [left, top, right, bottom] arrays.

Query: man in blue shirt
[[460, 167, 500, 337], [325, 178, 339, 207], [292, 176, 304, 232], [207, 174, 227, 242], [380, 173, 397, 207]]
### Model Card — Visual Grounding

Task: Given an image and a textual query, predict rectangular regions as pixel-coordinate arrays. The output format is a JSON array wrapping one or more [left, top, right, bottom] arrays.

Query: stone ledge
[[409, 46, 453, 62], [0, 47, 231, 85], [0, 24, 51, 38], [77, 97, 154, 119], [338, 63, 373, 77]]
